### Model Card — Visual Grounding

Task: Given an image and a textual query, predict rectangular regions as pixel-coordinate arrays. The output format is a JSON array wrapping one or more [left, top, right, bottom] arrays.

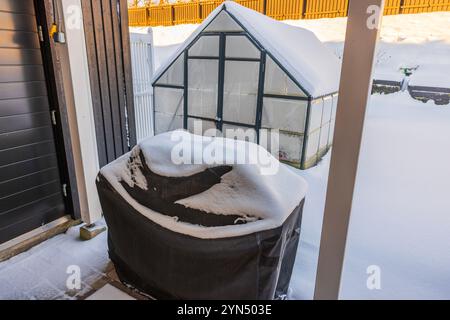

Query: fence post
[[145, 6, 149, 26], [399, 0, 406, 14], [263, 0, 267, 14], [302, 0, 307, 18]]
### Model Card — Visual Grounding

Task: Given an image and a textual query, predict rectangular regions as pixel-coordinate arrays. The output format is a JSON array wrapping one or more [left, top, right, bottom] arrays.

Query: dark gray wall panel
[[0, 48, 42, 65], [0, 140, 56, 167], [0, 96, 49, 117], [0, 154, 58, 182], [0, 180, 61, 214], [0, 81, 47, 100], [0, 112, 51, 134], [0, 11, 37, 31], [0, 0, 35, 15], [0, 30, 40, 49], [0, 0, 66, 243], [0, 126, 54, 150], [0, 65, 45, 82], [0, 198, 65, 243], [0, 167, 60, 199], [0, 204, 65, 243]]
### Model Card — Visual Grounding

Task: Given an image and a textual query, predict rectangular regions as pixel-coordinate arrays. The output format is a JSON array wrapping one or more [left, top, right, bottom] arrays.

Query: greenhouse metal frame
[[152, 4, 339, 169]]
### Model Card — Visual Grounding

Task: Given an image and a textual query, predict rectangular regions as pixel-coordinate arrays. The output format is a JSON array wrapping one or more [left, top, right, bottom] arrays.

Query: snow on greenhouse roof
[[152, 1, 341, 98]]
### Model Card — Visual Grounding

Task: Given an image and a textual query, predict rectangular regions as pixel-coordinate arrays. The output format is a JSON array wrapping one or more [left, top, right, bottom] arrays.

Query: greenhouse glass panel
[[304, 129, 320, 167], [154, 87, 184, 115], [187, 118, 217, 136], [223, 61, 259, 125], [222, 124, 257, 143], [188, 59, 219, 119], [225, 36, 260, 59], [322, 96, 333, 125], [154, 86, 184, 134], [264, 56, 307, 97], [328, 117, 336, 146], [204, 10, 243, 33], [155, 54, 184, 86], [277, 131, 304, 167], [328, 94, 338, 147], [189, 36, 219, 57], [319, 122, 330, 155], [261, 97, 308, 133], [308, 99, 324, 133], [154, 113, 183, 135], [331, 94, 338, 119]]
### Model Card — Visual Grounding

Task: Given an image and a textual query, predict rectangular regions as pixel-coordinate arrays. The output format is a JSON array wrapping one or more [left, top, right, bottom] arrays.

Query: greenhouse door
[[219, 34, 262, 140], [0, 0, 67, 244], [186, 33, 263, 140]]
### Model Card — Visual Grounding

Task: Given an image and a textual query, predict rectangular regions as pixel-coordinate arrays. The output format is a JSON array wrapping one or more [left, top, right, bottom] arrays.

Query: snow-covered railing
[[130, 29, 155, 142]]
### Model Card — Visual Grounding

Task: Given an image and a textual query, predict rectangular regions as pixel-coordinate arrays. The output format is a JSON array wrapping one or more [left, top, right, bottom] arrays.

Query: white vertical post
[[62, 0, 102, 224], [314, 0, 385, 300]]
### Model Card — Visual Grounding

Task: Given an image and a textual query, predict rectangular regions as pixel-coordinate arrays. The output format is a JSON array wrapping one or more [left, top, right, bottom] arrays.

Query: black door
[[0, 0, 66, 244]]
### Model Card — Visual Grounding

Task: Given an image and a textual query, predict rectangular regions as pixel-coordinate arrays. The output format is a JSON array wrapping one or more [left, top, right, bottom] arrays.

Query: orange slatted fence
[[236, 0, 265, 13], [266, 0, 303, 20], [173, 2, 202, 24], [200, 0, 225, 19], [383, 0, 402, 15], [304, 0, 348, 19], [128, 0, 450, 27], [401, 0, 450, 14], [128, 7, 148, 26], [148, 4, 173, 26]]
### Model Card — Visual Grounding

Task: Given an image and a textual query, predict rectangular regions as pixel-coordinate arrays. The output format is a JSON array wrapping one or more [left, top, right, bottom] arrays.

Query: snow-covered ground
[[291, 92, 450, 299], [0, 222, 108, 300]]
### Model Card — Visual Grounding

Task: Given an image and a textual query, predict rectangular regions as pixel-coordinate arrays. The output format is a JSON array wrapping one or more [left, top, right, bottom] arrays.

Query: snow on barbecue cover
[[97, 131, 308, 299]]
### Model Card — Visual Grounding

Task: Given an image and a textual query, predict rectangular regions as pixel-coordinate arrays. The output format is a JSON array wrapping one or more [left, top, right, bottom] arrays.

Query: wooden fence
[[128, 0, 450, 27]]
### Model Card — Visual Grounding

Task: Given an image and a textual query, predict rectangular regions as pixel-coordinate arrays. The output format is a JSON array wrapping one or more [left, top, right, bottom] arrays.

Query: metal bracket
[[62, 184, 68, 197], [38, 25, 44, 42], [51, 110, 57, 126]]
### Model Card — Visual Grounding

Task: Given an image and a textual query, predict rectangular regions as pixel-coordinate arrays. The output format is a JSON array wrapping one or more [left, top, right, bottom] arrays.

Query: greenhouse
[[152, 1, 341, 169]]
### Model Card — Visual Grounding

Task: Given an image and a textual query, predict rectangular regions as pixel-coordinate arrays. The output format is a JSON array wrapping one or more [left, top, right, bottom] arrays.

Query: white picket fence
[[130, 29, 155, 142]]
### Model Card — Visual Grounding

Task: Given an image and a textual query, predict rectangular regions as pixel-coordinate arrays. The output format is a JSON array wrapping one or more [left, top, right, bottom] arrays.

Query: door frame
[[33, 0, 81, 220]]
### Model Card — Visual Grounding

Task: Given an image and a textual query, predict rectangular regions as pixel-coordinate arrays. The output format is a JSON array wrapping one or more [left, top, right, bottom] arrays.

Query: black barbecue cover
[[96, 137, 305, 300]]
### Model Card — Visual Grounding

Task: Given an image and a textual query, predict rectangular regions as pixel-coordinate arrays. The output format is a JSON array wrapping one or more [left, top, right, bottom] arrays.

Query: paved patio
[[0, 221, 112, 300]]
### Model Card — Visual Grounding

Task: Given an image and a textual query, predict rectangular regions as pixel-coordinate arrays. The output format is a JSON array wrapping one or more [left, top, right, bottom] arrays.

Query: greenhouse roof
[[152, 1, 341, 98]]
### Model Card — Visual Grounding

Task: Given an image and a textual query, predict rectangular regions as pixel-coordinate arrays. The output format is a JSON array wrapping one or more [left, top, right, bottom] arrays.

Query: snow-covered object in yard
[[97, 130, 307, 299], [152, 1, 340, 169], [100, 130, 307, 239]]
